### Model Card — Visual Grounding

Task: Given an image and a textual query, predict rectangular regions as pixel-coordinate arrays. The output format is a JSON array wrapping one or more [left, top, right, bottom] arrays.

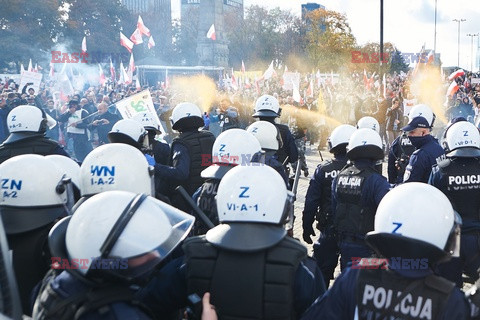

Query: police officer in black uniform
[[253, 95, 298, 169], [301, 182, 468, 320], [193, 129, 262, 234], [154, 102, 215, 212], [387, 132, 416, 185], [429, 120, 480, 287], [0, 105, 70, 164], [332, 128, 390, 270], [139, 166, 325, 319], [303, 124, 356, 288]]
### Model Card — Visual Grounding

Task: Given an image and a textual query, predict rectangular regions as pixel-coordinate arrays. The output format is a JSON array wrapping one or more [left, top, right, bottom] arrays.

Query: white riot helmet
[[0, 155, 71, 234], [201, 129, 262, 179], [170, 102, 204, 131], [46, 155, 81, 188], [209, 165, 292, 251], [366, 183, 461, 264], [5, 105, 48, 143], [132, 112, 162, 134], [54, 191, 194, 280], [108, 119, 148, 150], [246, 121, 282, 151], [357, 116, 380, 133], [79, 144, 154, 197], [407, 104, 435, 128], [346, 128, 384, 160], [253, 95, 281, 118], [443, 121, 480, 157], [327, 124, 356, 154]]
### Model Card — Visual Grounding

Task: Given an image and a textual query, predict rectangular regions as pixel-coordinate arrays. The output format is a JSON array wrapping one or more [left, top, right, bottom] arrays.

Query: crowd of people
[[1, 68, 480, 319]]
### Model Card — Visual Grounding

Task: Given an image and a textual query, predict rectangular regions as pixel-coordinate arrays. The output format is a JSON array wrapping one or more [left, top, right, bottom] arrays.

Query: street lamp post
[[467, 33, 479, 72], [453, 18, 466, 67]]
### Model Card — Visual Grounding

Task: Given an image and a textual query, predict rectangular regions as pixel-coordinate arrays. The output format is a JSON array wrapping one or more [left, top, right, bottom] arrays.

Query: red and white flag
[[28, 59, 33, 72], [306, 78, 314, 98], [129, 53, 135, 73], [447, 81, 459, 97], [148, 36, 155, 49], [426, 50, 434, 65], [130, 28, 143, 45], [20, 64, 25, 74], [120, 32, 134, 53], [241, 60, 245, 74], [448, 69, 465, 81], [206, 24, 216, 40], [137, 15, 151, 37], [119, 61, 130, 85], [292, 79, 302, 103], [262, 61, 276, 80], [109, 58, 115, 82], [98, 64, 106, 86], [231, 69, 238, 91], [81, 36, 87, 53], [49, 63, 54, 78], [136, 77, 141, 91], [33, 63, 38, 73]]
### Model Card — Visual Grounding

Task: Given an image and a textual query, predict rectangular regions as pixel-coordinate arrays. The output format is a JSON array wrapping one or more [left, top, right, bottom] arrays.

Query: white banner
[[18, 71, 43, 94]]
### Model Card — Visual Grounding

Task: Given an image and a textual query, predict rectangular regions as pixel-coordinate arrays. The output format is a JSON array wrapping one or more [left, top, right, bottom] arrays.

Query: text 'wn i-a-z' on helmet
[[442, 120, 480, 158], [208, 165, 293, 251], [6, 105, 48, 141], [58, 190, 194, 280], [107, 119, 148, 150], [247, 120, 283, 151], [346, 128, 384, 160], [327, 124, 356, 154], [407, 104, 435, 128], [366, 182, 461, 264], [170, 102, 204, 131], [201, 129, 262, 179], [0, 155, 71, 234], [357, 116, 380, 133], [79, 143, 154, 197], [253, 95, 281, 118]]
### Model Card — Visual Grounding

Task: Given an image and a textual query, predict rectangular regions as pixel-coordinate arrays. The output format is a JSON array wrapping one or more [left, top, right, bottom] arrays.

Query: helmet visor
[[444, 211, 462, 258]]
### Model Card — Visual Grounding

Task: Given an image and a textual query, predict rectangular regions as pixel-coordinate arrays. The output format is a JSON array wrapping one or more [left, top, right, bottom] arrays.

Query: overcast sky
[[173, 0, 480, 70]]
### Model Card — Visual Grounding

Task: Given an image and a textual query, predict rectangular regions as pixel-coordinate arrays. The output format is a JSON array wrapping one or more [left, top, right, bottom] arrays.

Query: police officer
[[32, 190, 195, 319], [402, 104, 444, 183], [0, 105, 70, 164], [139, 166, 325, 319], [303, 124, 356, 287], [132, 112, 170, 166], [193, 128, 262, 235], [332, 128, 390, 270], [429, 120, 480, 287], [388, 132, 416, 185], [0, 155, 73, 315], [253, 95, 298, 168], [301, 182, 468, 320], [76, 143, 155, 208], [154, 102, 215, 212], [246, 120, 288, 185]]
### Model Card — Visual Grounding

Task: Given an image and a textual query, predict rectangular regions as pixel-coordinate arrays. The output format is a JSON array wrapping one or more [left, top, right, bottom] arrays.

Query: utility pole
[[467, 33, 479, 71], [453, 19, 466, 67]]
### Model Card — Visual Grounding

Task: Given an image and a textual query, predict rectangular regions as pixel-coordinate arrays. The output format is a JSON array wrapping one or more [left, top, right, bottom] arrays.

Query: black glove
[[302, 225, 316, 244]]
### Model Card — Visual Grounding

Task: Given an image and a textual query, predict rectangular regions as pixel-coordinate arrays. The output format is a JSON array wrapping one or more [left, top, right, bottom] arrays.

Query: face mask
[[408, 135, 429, 148]]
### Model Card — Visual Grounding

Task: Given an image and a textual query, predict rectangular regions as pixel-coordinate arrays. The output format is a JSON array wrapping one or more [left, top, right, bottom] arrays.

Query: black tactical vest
[[171, 130, 215, 195], [334, 165, 377, 238], [0, 136, 61, 164], [183, 235, 307, 320], [356, 267, 455, 320], [318, 159, 348, 219], [195, 179, 220, 235], [439, 158, 480, 221], [275, 123, 290, 164]]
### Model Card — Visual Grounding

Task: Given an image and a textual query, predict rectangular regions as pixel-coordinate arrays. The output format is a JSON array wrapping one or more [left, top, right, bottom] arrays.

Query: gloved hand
[[145, 154, 156, 166], [302, 225, 316, 244]]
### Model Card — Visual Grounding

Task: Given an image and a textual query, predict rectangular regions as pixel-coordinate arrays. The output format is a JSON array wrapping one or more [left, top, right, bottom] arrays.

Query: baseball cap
[[401, 116, 430, 132]]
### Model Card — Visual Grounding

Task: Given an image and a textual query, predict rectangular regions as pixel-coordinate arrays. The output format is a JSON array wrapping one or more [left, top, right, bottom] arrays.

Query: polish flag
[[426, 50, 434, 65], [448, 69, 465, 81], [136, 77, 141, 91], [148, 36, 155, 49], [120, 32, 134, 53], [49, 63, 55, 78], [241, 60, 245, 74], [119, 62, 130, 85], [262, 61, 276, 80], [81, 36, 87, 53], [98, 64, 106, 86], [130, 28, 143, 45], [306, 79, 313, 98], [109, 58, 115, 82], [206, 24, 216, 40], [231, 69, 238, 91], [28, 59, 33, 72], [137, 16, 151, 37], [446, 81, 459, 97], [20, 64, 25, 74], [292, 79, 302, 103], [33, 63, 38, 73], [129, 53, 135, 73]]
